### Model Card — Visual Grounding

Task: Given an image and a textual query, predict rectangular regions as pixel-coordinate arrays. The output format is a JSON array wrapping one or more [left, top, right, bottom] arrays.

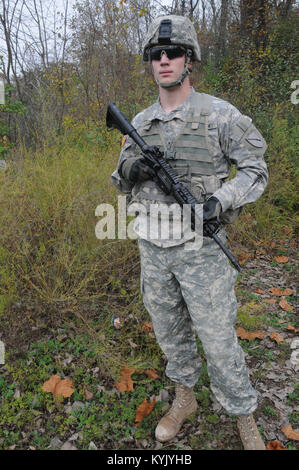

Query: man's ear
[[188, 61, 193, 73]]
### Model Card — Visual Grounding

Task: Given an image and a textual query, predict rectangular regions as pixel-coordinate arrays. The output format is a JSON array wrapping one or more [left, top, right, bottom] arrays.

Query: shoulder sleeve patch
[[231, 116, 252, 142]]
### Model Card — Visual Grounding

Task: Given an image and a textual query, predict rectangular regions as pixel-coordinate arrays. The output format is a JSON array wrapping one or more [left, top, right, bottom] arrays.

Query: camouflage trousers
[[138, 236, 258, 415]]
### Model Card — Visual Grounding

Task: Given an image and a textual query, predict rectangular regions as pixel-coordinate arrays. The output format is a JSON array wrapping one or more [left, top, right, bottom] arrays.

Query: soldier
[[111, 15, 268, 450]]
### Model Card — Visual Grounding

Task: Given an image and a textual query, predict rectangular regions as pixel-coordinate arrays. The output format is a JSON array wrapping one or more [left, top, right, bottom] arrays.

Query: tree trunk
[[218, 0, 228, 62]]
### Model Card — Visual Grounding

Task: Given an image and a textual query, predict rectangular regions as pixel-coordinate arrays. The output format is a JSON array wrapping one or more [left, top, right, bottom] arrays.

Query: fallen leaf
[[279, 299, 294, 311], [54, 379, 74, 400], [269, 287, 284, 296], [42, 375, 74, 401], [255, 288, 266, 295], [142, 322, 153, 332], [114, 366, 134, 392], [61, 441, 77, 450], [135, 398, 156, 426], [236, 327, 266, 341], [270, 332, 284, 343], [265, 298, 277, 305], [135, 368, 159, 380], [269, 241, 276, 249], [281, 425, 299, 441], [239, 252, 250, 264], [266, 440, 285, 450], [287, 324, 299, 333], [83, 386, 93, 400], [283, 227, 291, 235], [42, 374, 60, 392], [281, 288, 294, 296], [144, 369, 159, 380], [274, 256, 289, 263], [269, 287, 294, 296], [256, 248, 266, 255]]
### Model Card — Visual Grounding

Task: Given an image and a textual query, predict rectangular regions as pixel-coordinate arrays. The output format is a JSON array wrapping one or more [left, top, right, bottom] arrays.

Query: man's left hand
[[203, 197, 222, 221]]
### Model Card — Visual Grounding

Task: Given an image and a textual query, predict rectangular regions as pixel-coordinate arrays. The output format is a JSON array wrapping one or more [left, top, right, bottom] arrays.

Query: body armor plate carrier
[[131, 93, 242, 224]]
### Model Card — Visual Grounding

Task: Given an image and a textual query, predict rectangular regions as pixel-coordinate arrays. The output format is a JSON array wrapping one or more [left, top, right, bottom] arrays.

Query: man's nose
[[160, 52, 169, 63]]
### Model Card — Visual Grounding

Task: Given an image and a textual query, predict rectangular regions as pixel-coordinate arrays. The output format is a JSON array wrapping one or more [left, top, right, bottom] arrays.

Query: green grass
[[262, 405, 277, 417], [0, 333, 161, 449], [236, 301, 267, 331], [1, 292, 298, 450]]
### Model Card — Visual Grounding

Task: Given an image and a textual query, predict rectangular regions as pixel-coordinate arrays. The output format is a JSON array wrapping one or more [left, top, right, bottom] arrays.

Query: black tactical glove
[[120, 157, 155, 184], [203, 196, 222, 221]]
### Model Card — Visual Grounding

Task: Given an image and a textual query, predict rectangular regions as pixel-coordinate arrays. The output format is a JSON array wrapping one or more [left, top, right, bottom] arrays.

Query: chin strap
[[154, 50, 193, 89]]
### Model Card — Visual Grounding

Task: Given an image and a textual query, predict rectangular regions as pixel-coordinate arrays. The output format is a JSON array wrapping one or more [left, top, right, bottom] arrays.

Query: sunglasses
[[149, 45, 187, 61]]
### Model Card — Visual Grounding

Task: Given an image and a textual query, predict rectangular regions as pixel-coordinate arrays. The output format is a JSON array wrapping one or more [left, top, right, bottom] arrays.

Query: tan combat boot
[[237, 413, 266, 450], [155, 383, 198, 442]]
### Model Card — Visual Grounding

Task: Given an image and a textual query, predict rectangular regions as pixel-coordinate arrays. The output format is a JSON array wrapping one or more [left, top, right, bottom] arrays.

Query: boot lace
[[238, 415, 257, 441], [172, 384, 192, 409]]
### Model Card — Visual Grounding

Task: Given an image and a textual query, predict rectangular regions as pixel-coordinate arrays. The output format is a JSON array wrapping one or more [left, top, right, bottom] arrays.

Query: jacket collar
[[149, 87, 196, 122]]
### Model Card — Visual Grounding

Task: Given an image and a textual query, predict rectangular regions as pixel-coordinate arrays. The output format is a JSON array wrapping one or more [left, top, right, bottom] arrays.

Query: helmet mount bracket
[[158, 19, 172, 44]]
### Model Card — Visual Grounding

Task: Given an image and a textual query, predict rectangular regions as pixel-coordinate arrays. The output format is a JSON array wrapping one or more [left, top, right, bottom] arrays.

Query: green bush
[[0, 85, 26, 157], [0, 128, 133, 314]]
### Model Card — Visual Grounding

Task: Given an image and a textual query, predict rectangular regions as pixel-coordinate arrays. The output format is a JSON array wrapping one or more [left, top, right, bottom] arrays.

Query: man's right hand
[[121, 157, 155, 183]]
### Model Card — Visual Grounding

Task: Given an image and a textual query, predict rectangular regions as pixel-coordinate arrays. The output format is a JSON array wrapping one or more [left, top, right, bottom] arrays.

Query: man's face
[[150, 48, 186, 86]]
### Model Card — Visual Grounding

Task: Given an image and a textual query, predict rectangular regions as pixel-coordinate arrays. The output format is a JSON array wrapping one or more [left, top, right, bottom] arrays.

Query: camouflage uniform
[[111, 88, 268, 415]]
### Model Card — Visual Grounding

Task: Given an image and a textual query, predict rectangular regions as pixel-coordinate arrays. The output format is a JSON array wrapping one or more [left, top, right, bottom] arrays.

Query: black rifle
[[106, 102, 241, 272]]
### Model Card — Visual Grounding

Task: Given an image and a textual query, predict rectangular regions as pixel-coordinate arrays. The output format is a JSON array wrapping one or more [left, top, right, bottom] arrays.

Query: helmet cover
[[143, 15, 201, 62]]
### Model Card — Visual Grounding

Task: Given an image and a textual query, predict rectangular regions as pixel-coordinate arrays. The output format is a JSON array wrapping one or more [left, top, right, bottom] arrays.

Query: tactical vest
[[131, 93, 241, 224]]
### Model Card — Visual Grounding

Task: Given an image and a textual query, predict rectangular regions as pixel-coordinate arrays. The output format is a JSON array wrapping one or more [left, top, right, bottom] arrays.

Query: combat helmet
[[143, 15, 200, 88], [143, 15, 201, 62]]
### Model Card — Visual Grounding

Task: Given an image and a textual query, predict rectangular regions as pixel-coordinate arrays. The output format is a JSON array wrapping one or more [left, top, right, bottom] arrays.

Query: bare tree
[[0, 0, 23, 92], [69, 0, 157, 119], [0, 0, 296, 149], [0, 0, 72, 142], [240, 0, 271, 50], [218, 0, 228, 61], [273, 0, 294, 18]]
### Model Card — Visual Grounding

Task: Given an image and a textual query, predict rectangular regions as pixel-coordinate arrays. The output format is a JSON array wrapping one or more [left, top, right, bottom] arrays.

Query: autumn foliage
[[114, 365, 159, 425], [135, 398, 156, 426], [42, 375, 74, 402]]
